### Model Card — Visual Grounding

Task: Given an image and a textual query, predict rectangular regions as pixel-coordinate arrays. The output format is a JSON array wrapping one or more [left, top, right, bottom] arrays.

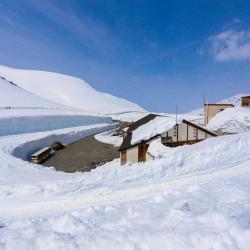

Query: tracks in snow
[[1, 163, 249, 220]]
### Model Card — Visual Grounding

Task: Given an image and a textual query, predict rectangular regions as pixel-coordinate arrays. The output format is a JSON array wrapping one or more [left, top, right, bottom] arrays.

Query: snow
[[94, 129, 122, 147], [207, 107, 250, 133], [0, 65, 145, 114], [0, 90, 250, 249], [111, 111, 149, 122], [219, 93, 250, 106], [131, 116, 176, 145], [0, 129, 250, 249], [147, 138, 173, 158], [0, 78, 66, 109]]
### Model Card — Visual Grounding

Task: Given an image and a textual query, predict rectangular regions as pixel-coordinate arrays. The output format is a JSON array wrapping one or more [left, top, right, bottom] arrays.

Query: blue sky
[[0, 0, 250, 113]]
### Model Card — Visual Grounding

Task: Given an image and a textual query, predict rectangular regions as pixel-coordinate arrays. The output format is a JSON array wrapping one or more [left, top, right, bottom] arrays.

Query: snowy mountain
[[188, 93, 250, 116], [0, 65, 144, 114], [0, 77, 66, 109]]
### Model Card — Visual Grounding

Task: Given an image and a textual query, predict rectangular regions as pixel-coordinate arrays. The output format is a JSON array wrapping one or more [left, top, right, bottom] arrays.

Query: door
[[121, 151, 127, 165], [138, 144, 148, 162]]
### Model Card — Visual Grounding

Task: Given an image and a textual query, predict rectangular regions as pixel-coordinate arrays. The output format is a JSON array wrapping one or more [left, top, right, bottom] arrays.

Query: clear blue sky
[[0, 0, 250, 113]]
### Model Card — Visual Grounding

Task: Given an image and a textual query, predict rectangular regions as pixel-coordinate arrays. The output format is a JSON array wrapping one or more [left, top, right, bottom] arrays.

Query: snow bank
[[207, 107, 250, 133], [0, 65, 144, 114], [147, 138, 173, 158], [112, 111, 149, 122], [1, 132, 250, 249], [94, 129, 122, 147], [131, 116, 176, 145]]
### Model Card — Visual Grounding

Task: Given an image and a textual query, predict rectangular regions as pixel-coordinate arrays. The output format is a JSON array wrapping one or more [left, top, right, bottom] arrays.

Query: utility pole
[[175, 104, 178, 124]]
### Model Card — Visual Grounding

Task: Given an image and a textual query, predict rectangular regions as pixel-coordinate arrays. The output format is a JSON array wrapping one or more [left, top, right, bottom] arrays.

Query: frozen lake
[[0, 115, 112, 136]]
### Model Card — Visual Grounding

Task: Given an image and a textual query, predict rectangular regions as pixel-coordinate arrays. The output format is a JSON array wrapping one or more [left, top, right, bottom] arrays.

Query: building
[[119, 114, 217, 165], [241, 96, 250, 107], [119, 114, 161, 165], [204, 103, 234, 125], [161, 119, 217, 147]]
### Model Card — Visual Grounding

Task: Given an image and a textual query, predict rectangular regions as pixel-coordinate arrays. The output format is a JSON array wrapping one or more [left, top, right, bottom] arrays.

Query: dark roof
[[119, 114, 160, 151], [241, 96, 250, 99], [182, 120, 217, 136], [204, 103, 234, 107]]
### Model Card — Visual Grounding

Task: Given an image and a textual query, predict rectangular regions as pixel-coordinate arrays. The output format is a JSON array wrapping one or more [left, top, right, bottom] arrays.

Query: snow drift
[[207, 107, 250, 133], [0, 65, 144, 114]]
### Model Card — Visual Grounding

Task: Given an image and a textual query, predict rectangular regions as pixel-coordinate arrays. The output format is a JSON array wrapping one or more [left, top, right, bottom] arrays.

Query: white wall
[[126, 147, 138, 164]]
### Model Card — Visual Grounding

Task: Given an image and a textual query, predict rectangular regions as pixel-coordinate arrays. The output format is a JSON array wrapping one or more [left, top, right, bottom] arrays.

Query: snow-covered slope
[[0, 78, 66, 109], [0, 65, 144, 114], [207, 107, 250, 133]]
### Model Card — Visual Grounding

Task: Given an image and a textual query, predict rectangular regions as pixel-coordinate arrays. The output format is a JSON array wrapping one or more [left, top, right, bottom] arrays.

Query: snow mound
[[207, 107, 250, 133], [0, 65, 144, 114], [148, 138, 173, 158], [0, 78, 65, 109], [94, 129, 122, 147]]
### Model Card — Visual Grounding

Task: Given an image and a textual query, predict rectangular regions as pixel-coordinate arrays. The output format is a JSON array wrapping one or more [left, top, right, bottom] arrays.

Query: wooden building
[[119, 114, 160, 165], [119, 114, 217, 165], [204, 103, 234, 125], [241, 96, 250, 107], [161, 120, 217, 147]]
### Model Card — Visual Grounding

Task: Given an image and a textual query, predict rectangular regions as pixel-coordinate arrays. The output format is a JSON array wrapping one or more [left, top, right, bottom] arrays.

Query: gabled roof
[[119, 114, 160, 151], [204, 103, 234, 107], [182, 120, 217, 136]]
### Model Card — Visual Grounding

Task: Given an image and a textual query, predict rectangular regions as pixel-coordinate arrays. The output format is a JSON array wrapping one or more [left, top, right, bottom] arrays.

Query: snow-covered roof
[[131, 116, 176, 145]]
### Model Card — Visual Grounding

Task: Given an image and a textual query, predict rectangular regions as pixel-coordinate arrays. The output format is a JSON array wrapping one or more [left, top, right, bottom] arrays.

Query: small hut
[[241, 96, 250, 107]]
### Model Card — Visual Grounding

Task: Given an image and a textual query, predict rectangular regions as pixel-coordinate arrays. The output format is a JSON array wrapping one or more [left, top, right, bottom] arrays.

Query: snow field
[[0, 65, 144, 114]]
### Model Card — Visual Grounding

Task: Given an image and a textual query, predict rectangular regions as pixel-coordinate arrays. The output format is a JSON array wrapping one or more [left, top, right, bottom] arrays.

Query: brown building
[[161, 120, 217, 147], [204, 103, 234, 125], [241, 96, 250, 107], [119, 114, 161, 165]]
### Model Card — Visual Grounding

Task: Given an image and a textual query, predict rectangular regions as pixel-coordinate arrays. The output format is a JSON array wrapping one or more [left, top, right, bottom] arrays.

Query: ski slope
[[0, 65, 145, 114]]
